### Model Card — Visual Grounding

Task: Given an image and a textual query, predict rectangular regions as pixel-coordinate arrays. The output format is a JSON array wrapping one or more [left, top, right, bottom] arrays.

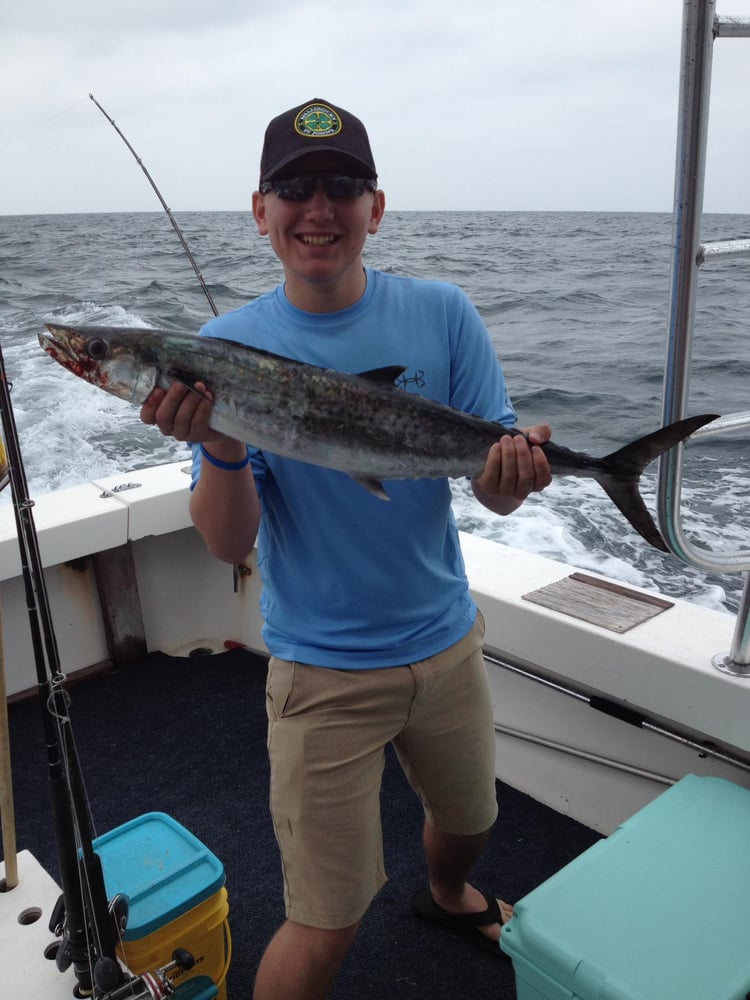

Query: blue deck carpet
[[7, 648, 601, 998]]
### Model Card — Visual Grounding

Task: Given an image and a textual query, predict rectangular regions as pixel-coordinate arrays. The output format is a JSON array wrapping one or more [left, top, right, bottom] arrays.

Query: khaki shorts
[[265, 614, 498, 929]]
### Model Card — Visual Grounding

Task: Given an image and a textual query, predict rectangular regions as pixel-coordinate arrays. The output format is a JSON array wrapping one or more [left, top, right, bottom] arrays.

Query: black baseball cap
[[259, 99, 377, 183]]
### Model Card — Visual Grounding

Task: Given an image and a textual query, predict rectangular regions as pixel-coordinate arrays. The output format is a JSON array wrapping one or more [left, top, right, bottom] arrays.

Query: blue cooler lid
[[93, 812, 225, 940]]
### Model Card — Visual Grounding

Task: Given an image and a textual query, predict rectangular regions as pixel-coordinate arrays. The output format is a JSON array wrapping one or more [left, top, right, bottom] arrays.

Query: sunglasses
[[259, 174, 377, 202]]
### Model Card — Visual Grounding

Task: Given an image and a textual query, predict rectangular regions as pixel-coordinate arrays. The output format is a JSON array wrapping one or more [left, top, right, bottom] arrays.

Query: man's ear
[[368, 189, 386, 235], [252, 191, 268, 235]]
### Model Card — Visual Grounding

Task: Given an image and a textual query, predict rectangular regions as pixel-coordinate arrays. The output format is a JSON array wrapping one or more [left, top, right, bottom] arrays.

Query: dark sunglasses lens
[[322, 176, 363, 198], [266, 175, 376, 201], [275, 176, 315, 200]]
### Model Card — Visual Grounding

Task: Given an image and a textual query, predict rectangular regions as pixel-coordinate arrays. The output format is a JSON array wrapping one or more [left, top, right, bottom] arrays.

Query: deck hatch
[[522, 572, 673, 633]]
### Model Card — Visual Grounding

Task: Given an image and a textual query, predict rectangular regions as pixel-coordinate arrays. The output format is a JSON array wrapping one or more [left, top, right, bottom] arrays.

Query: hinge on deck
[[100, 482, 142, 498]]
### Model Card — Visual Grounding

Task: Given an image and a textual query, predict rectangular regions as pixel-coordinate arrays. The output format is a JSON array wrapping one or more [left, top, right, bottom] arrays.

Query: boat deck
[[4, 646, 601, 999]]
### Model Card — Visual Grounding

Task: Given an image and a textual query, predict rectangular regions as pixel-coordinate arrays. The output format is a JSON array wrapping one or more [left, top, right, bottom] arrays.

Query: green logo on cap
[[295, 103, 342, 139]]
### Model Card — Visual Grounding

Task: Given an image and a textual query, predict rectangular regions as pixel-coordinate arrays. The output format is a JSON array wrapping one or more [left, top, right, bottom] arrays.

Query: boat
[[2, 3, 749, 998]]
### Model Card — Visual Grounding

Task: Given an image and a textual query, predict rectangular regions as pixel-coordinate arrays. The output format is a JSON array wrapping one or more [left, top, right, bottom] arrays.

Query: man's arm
[[140, 382, 261, 564]]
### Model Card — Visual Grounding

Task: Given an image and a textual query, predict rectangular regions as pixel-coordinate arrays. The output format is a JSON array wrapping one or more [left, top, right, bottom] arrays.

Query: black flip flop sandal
[[411, 887, 510, 959]]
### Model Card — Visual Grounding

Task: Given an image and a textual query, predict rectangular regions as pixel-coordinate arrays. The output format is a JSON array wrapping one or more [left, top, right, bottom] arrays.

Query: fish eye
[[87, 339, 108, 360]]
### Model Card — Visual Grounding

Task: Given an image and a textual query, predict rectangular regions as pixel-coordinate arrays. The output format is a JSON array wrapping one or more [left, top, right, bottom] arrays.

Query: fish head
[[39, 324, 160, 403]]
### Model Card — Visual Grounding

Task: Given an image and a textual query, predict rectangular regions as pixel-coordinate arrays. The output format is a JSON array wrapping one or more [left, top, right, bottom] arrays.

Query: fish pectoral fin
[[355, 366, 407, 386], [353, 476, 391, 501], [164, 369, 211, 401]]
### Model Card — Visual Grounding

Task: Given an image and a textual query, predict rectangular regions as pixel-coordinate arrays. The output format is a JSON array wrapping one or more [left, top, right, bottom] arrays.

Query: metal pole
[[658, 0, 716, 556], [713, 574, 750, 675]]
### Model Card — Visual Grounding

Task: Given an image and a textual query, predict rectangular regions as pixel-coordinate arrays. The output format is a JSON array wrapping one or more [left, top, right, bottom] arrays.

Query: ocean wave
[[46, 301, 150, 327]]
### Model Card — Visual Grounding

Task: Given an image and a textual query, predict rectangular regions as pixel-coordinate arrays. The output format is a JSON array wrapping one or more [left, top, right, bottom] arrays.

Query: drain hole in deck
[[45, 942, 60, 960], [18, 906, 43, 925]]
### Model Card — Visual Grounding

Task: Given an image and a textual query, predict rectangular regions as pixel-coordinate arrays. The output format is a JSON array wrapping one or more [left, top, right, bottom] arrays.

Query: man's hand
[[140, 381, 220, 443], [472, 424, 553, 516]]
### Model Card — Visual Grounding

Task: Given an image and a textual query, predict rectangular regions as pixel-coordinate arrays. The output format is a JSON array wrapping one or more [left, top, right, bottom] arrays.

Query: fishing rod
[[0, 362, 219, 1000], [0, 436, 16, 892], [89, 92, 220, 318], [0, 575, 18, 891], [0, 347, 121, 995]]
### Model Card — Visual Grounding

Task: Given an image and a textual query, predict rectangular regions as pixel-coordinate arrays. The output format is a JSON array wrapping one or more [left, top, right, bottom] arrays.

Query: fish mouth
[[39, 325, 77, 365], [38, 324, 106, 383]]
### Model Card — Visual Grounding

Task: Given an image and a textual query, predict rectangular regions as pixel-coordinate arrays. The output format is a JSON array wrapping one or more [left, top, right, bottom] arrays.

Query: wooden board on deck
[[522, 572, 674, 633]]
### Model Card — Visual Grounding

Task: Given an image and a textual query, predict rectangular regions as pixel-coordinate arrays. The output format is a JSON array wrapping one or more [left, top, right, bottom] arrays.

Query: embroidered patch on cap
[[295, 103, 342, 139]]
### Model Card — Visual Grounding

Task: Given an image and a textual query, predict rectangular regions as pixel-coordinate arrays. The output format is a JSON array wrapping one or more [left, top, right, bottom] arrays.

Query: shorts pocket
[[266, 657, 296, 720], [475, 608, 486, 639]]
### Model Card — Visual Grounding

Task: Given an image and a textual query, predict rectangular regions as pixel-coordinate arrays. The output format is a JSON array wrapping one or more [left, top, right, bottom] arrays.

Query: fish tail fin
[[595, 413, 719, 552], [594, 476, 669, 551]]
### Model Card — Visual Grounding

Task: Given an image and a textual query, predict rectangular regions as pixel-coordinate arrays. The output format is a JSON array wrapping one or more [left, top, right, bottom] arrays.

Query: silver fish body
[[39, 323, 719, 552]]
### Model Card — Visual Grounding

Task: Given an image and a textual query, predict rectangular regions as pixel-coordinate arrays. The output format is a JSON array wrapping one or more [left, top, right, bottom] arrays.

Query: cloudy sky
[[2, 0, 749, 215]]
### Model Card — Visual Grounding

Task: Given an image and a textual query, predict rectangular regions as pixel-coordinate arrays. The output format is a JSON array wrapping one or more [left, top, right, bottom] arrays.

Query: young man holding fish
[[140, 99, 552, 1000]]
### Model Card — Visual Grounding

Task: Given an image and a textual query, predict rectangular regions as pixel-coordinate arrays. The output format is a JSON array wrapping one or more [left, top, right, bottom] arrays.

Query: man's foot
[[411, 884, 513, 958]]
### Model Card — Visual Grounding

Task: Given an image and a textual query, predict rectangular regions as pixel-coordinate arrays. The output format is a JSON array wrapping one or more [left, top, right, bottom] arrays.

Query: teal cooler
[[500, 775, 750, 1000], [93, 812, 229, 999]]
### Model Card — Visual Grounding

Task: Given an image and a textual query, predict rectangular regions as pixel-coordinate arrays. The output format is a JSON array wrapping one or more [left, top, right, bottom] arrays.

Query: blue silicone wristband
[[199, 443, 251, 470]]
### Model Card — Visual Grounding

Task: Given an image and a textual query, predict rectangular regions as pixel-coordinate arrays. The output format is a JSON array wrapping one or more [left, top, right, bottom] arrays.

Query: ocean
[[0, 210, 747, 614]]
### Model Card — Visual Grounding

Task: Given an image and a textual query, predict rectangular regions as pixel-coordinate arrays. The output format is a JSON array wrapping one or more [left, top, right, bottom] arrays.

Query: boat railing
[[657, 0, 750, 673]]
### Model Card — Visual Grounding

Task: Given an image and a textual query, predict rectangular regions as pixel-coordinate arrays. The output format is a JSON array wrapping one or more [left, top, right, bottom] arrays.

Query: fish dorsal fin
[[356, 365, 407, 386]]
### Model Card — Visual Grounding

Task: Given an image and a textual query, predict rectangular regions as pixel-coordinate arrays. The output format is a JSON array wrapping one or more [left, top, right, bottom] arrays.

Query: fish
[[38, 322, 719, 552]]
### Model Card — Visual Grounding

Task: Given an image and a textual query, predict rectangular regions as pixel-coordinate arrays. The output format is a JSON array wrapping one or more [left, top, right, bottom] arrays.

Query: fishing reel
[[93, 949, 216, 1000], [49, 893, 217, 1000]]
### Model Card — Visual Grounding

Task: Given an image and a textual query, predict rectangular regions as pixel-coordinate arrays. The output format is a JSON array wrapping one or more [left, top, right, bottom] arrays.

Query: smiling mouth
[[299, 234, 337, 246]]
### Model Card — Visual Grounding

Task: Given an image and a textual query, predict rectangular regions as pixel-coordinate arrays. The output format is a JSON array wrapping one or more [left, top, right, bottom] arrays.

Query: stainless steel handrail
[[715, 13, 750, 34], [657, 1, 750, 672], [697, 238, 750, 263]]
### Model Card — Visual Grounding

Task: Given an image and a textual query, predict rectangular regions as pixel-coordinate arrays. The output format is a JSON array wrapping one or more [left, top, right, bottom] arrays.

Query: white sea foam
[[47, 301, 150, 328], [1, 299, 189, 500], [451, 474, 737, 616]]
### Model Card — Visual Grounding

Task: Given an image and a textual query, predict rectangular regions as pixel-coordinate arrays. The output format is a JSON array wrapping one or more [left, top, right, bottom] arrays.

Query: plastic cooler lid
[[93, 812, 225, 940], [500, 776, 750, 1000]]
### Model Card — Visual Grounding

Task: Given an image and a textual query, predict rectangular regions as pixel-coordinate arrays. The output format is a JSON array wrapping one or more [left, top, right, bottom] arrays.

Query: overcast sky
[[2, 0, 749, 215]]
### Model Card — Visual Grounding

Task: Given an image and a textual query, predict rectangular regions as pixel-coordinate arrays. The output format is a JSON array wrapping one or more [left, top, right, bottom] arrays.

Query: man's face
[[253, 154, 385, 310]]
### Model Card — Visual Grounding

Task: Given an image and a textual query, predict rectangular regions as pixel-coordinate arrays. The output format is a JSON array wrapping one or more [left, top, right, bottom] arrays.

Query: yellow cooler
[[93, 812, 230, 1000]]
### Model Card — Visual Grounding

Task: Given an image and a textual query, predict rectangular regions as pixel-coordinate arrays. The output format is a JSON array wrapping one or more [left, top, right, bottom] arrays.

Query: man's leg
[[422, 818, 512, 941], [253, 919, 359, 1000], [263, 658, 415, 998]]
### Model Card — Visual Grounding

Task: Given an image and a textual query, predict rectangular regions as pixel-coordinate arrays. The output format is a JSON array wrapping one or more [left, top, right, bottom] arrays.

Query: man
[[141, 98, 552, 1000]]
